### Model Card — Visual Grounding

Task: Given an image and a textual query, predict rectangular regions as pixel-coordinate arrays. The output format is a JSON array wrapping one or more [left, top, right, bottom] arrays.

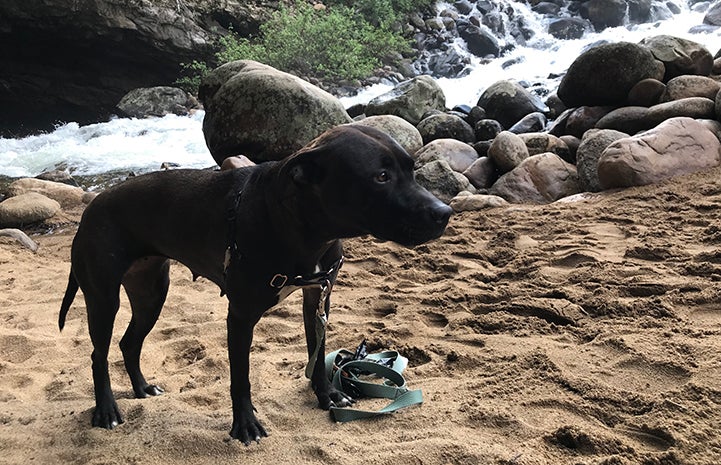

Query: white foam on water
[[0, 111, 213, 177]]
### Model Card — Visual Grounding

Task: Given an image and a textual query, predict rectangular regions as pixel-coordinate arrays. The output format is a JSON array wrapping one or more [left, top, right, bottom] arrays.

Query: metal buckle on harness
[[269, 274, 288, 288]]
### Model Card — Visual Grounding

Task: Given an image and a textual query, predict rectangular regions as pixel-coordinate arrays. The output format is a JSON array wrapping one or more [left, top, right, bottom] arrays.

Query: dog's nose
[[431, 203, 453, 225]]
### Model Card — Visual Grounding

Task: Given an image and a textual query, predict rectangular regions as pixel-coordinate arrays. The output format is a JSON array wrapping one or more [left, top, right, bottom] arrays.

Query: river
[[2, 2, 721, 180]]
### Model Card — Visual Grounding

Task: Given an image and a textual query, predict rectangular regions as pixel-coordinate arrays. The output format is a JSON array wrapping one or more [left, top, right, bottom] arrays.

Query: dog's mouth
[[374, 209, 452, 248]]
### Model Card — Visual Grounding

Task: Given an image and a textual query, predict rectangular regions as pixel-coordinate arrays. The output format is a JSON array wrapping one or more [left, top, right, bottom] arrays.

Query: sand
[[2, 167, 721, 465]]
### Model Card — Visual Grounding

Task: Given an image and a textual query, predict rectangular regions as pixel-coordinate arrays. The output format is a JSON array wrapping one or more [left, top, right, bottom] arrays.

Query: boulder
[[450, 194, 508, 211], [627, 0, 653, 23], [508, 112, 547, 134], [596, 98, 715, 133], [579, 0, 626, 31], [116, 86, 197, 118], [8, 178, 88, 209], [199, 60, 352, 165], [457, 20, 501, 57], [518, 133, 571, 162], [557, 42, 664, 107], [487, 131, 530, 174], [475, 119, 504, 141], [598, 117, 721, 189], [349, 115, 424, 155], [462, 156, 497, 189], [640, 35, 714, 81], [417, 113, 475, 144], [661, 75, 721, 102], [0, 193, 61, 227], [576, 129, 629, 192], [704, 2, 721, 26], [414, 159, 473, 204], [627, 78, 666, 106], [365, 75, 446, 125], [548, 18, 588, 40], [477, 80, 548, 129], [414, 139, 479, 172], [489, 153, 580, 204], [566, 106, 614, 138]]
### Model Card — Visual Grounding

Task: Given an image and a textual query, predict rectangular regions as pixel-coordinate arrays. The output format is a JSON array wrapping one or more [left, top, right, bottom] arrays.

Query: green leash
[[324, 345, 424, 422]]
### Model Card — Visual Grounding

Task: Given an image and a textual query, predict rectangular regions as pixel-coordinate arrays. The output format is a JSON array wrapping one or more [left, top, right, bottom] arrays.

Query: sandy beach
[[1, 166, 721, 465]]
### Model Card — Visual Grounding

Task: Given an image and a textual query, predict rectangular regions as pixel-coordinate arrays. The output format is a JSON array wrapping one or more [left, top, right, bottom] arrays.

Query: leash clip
[[270, 274, 288, 288]]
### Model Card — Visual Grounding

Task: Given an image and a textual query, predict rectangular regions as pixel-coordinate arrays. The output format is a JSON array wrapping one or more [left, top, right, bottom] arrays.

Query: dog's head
[[279, 125, 452, 247]]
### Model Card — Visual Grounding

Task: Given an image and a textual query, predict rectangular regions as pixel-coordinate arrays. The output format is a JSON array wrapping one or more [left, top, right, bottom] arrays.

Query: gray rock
[[349, 116, 424, 155], [199, 60, 352, 164], [475, 119, 504, 141], [0, 193, 61, 226], [477, 80, 548, 129], [414, 159, 473, 204], [462, 157, 497, 189], [518, 133, 571, 162], [457, 20, 501, 57], [598, 117, 721, 189], [414, 139, 479, 172], [576, 129, 629, 192], [488, 130, 530, 173], [116, 86, 196, 118], [417, 113, 475, 144], [508, 112, 547, 134], [548, 17, 588, 40], [365, 75, 446, 125], [661, 75, 721, 102], [489, 153, 580, 204], [566, 106, 614, 138], [558, 42, 664, 107], [640, 35, 714, 81], [450, 194, 508, 211], [627, 78, 666, 106], [580, 0, 626, 31]]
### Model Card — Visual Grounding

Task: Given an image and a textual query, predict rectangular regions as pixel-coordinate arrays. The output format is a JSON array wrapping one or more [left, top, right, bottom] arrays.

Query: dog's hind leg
[[120, 256, 170, 398], [84, 284, 124, 429]]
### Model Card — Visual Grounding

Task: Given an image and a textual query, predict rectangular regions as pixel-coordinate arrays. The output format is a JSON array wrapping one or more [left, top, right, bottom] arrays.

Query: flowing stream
[[2, 2, 721, 180]]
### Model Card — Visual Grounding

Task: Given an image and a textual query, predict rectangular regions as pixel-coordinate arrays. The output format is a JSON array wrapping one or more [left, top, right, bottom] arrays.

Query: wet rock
[[475, 119, 504, 141], [417, 113, 475, 144], [365, 75, 446, 126], [116, 86, 197, 118], [477, 80, 548, 129], [548, 17, 588, 40], [580, 0, 626, 31], [508, 112, 547, 134], [457, 20, 501, 57], [566, 106, 614, 138], [640, 35, 714, 81], [558, 42, 664, 107]]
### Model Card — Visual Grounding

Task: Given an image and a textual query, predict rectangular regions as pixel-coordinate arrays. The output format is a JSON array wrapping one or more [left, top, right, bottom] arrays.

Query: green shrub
[[177, 0, 429, 92]]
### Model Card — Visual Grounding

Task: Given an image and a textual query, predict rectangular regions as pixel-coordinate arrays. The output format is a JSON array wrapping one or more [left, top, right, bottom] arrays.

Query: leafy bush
[[177, 0, 431, 92]]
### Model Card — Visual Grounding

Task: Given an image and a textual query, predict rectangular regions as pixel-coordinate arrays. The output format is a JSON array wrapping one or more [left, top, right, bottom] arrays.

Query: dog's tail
[[58, 272, 79, 331]]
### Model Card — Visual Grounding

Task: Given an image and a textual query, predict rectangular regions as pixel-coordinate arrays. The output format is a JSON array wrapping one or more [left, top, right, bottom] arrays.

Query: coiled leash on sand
[[324, 340, 424, 422]]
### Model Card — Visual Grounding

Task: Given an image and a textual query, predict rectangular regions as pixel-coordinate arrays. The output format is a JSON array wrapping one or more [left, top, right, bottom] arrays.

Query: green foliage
[[175, 60, 210, 94], [177, 0, 430, 90]]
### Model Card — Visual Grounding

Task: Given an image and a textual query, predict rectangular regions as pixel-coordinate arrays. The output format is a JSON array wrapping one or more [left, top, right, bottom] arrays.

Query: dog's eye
[[375, 171, 390, 183]]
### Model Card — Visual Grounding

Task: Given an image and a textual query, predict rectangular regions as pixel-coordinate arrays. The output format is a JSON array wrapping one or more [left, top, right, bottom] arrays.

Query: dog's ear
[[283, 148, 326, 186]]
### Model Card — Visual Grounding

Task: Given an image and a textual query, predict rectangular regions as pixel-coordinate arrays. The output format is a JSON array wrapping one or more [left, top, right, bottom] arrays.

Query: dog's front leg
[[227, 309, 268, 445], [302, 287, 354, 409]]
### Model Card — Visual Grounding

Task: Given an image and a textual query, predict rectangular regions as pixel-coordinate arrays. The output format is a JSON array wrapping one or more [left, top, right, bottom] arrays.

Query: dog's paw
[[319, 388, 355, 410], [92, 402, 124, 429], [230, 413, 268, 446]]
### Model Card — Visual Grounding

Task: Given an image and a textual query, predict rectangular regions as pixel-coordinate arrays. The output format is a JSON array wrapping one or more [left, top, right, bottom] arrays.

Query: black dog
[[58, 125, 451, 445]]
